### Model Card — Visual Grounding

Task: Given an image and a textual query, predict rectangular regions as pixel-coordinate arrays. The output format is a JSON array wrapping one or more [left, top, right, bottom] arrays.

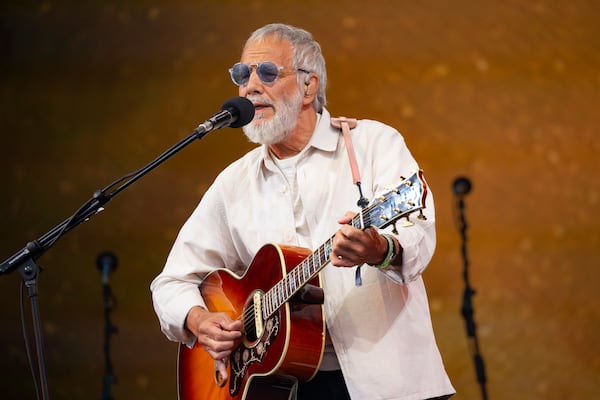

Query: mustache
[[246, 96, 273, 107]]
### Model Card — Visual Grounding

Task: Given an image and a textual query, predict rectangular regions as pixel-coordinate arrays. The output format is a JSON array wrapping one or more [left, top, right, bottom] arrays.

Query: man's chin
[[243, 123, 268, 144], [243, 122, 290, 145]]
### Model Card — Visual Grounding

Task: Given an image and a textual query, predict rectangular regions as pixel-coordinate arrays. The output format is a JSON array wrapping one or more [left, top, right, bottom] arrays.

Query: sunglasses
[[229, 62, 310, 86]]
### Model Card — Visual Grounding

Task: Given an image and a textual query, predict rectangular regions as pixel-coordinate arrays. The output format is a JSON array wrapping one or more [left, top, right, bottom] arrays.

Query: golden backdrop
[[1, 1, 598, 399]]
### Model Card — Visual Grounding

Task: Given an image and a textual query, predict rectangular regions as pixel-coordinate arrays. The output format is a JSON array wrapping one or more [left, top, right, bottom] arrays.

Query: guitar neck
[[261, 209, 373, 319], [261, 170, 426, 320]]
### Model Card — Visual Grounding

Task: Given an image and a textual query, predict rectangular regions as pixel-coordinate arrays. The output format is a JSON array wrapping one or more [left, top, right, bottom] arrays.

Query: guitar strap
[[330, 117, 368, 207], [330, 116, 368, 286]]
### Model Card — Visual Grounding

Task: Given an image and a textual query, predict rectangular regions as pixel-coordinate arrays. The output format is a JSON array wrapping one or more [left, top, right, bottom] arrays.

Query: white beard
[[243, 90, 303, 145]]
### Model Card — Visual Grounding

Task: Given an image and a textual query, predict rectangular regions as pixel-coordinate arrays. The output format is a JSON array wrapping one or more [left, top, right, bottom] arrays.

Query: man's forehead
[[241, 36, 293, 63]]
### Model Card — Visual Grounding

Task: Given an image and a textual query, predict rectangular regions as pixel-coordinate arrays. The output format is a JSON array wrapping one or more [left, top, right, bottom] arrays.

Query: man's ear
[[304, 74, 318, 99]]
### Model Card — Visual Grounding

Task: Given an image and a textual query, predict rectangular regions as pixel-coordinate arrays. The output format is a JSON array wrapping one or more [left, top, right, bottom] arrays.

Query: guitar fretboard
[[262, 209, 373, 319]]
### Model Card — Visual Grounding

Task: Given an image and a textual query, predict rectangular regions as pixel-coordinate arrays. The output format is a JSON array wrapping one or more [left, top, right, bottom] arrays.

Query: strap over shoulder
[[330, 116, 361, 186], [330, 116, 357, 129]]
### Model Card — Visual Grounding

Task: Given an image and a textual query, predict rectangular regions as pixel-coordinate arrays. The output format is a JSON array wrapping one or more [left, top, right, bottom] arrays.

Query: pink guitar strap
[[331, 117, 361, 184], [330, 116, 369, 286], [330, 116, 369, 207]]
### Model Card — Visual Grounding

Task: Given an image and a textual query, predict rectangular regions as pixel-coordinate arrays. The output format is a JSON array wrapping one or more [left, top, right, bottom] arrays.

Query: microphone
[[196, 96, 255, 133], [96, 251, 118, 285], [452, 176, 472, 196]]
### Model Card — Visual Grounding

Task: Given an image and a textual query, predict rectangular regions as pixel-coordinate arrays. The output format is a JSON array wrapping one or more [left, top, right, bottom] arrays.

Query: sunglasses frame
[[229, 61, 310, 86]]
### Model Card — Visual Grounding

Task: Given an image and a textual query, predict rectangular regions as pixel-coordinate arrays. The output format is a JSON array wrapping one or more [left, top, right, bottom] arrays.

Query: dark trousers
[[296, 369, 454, 400], [297, 370, 350, 400]]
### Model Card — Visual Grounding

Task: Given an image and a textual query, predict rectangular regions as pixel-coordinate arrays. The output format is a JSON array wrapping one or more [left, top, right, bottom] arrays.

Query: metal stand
[[19, 257, 50, 400], [453, 177, 488, 400], [98, 252, 119, 400]]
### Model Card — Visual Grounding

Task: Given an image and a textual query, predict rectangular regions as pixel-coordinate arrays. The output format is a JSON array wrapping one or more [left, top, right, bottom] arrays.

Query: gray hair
[[245, 23, 327, 113]]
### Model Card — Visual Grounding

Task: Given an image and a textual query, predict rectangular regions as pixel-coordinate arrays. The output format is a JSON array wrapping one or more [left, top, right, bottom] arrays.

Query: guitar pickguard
[[229, 312, 281, 396]]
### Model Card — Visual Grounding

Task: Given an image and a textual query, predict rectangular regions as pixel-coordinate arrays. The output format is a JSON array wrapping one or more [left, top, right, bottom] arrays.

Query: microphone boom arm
[[1, 122, 204, 275], [0, 96, 253, 400], [1, 97, 252, 275]]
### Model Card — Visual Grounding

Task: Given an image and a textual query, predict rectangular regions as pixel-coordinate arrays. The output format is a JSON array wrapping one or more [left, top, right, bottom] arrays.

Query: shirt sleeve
[[150, 180, 239, 345], [357, 120, 437, 285]]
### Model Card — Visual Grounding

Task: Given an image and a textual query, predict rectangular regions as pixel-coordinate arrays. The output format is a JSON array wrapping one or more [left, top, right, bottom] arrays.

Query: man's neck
[[269, 107, 318, 160]]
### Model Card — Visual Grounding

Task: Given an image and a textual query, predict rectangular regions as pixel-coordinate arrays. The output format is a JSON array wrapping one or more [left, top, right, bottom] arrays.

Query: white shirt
[[151, 108, 455, 399]]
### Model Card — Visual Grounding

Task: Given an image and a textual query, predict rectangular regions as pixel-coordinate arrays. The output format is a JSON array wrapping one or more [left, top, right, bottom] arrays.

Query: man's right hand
[[185, 306, 243, 380]]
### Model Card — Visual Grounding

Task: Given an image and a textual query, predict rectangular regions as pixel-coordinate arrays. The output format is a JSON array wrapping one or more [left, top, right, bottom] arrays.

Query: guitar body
[[178, 243, 326, 400]]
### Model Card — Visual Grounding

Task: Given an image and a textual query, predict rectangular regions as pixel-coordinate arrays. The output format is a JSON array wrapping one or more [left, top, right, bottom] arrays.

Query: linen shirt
[[151, 108, 455, 399]]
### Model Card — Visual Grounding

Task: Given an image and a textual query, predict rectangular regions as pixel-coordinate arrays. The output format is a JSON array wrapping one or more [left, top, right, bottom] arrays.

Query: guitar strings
[[236, 178, 419, 338], [238, 190, 388, 329], [239, 211, 376, 336]]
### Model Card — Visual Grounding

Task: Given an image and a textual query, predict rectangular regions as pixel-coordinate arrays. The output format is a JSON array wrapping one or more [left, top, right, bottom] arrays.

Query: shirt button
[[281, 185, 288, 193]]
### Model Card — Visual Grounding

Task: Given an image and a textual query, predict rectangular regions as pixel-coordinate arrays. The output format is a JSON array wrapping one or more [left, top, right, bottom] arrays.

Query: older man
[[151, 23, 454, 400]]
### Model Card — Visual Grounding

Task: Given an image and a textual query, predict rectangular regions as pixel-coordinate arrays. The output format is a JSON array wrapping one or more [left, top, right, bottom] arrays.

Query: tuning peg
[[384, 184, 399, 194], [402, 216, 414, 227], [418, 210, 427, 220]]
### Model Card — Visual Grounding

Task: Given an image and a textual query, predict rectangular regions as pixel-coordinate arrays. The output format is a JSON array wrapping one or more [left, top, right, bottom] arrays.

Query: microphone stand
[[100, 280, 118, 400], [19, 258, 49, 400], [0, 112, 235, 400], [455, 186, 488, 400], [98, 252, 119, 400]]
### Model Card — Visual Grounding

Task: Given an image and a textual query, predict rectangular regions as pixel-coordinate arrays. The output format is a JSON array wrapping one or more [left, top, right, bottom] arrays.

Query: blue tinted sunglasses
[[229, 62, 310, 86]]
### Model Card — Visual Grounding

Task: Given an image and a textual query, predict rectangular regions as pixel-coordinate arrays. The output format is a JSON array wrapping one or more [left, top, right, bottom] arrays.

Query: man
[[151, 23, 455, 400]]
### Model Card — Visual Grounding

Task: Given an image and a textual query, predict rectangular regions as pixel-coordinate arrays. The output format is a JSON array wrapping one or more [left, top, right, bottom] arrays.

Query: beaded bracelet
[[370, 234, 397, 269]]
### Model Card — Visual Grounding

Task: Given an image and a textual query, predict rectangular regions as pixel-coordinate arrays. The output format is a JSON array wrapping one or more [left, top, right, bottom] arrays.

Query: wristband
[[370, 234, 396, 269]]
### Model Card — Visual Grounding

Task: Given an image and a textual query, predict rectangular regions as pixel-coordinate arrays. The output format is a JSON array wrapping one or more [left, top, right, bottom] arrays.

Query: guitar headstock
[[366, 170, 428, 230]]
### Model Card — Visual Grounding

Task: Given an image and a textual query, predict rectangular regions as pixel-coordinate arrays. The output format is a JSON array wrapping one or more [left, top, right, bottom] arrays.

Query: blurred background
[[1, 1, 598, 399]]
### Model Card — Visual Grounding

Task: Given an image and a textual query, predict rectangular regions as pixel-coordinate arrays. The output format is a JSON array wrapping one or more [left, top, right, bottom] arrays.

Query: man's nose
[[243, 67, 263, 94]]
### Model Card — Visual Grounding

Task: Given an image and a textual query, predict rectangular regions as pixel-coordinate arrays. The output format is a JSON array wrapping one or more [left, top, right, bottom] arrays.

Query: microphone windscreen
[[96, 251, 118, 272], [452, 176, 472, 196], [221, 97, 255, 128]]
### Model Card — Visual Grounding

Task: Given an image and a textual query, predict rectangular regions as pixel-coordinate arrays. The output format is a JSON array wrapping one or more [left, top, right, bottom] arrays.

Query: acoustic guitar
[[178, 170, 428, 400]]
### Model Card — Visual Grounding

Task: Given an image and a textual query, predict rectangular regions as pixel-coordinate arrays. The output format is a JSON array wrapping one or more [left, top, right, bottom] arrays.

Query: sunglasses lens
[[256, 62, 280, 83], [230, 63, 250, 86], [229, 62, 284, 85]]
